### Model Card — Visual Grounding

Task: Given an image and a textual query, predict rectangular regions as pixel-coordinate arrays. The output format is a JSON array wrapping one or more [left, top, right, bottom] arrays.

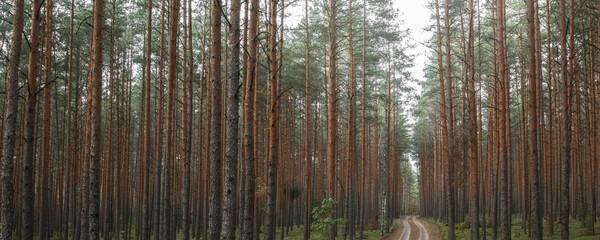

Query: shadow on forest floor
[[421, 217, 600, 240]]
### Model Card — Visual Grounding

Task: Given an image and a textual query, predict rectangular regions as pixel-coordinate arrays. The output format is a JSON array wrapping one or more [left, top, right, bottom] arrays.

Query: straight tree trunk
[[142, 0, 153, 238], [359, 0, 367, 238], [22, 0, 43, 237], [87, 0, 105, 238], [495, 0, 510, 238], [153, 0, 166, 237], [526, 0, 542, 238], [223, 0, 241, 236], [242, 0, 259, 237], [345, 0, 356, 237], [303, 0, 311, 238], [327, 0, 338, 238], [0, 0, 25, 237], [435, 0, 453, 238], [64, 0, 75, 236], [208, 0, 223, 237], [558, 0, 571, 238], [40, 1, 53, 238], [265, 0, 279, 237], [466, 0, 479, 238], [164, 0, 180, 237]]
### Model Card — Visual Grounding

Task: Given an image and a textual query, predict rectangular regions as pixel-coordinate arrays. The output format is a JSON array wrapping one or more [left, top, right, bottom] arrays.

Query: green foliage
[[310, 198, 347, 239]]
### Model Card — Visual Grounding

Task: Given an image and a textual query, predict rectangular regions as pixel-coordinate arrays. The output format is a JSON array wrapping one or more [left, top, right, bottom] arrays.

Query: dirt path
[[411, 217, 429, 240], [399, 216, 411, 240], [397, 216, 431, 240]]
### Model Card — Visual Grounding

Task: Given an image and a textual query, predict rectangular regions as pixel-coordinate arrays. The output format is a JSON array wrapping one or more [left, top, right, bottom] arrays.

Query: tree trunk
[[40, 1, 53, 238], [526, 0, 542, 238], [265, 0, 279, 237], [143, 0, 153, 237], [223, 0, 241, 236], [303, 0, 311, 238], [208, 0, 223, 237], [87, 0, 105, 238], [559, 0, 571, 238], [466, 0, 479, 238], [327, 0, 338, 238], [0, 0, 25, 237], [154, 0, 166, 237], [242, 0, 259, 237], [22, 0, 43, 237]]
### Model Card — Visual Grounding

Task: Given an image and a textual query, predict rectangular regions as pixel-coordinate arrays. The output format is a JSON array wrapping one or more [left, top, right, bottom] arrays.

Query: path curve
[[411, 217, 429, 240], [399, 216, 411, 240]]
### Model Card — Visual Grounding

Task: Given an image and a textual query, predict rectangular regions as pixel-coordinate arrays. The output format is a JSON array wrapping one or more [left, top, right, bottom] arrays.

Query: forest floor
[[381, 217, 405, 240], [421, 217, 600, 240], [275, 224, 383, 239], [390, 216, 437, 240]]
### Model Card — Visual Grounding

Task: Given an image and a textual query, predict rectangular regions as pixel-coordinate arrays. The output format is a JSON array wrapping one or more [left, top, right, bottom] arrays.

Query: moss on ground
[[423, 217, 600, 240]]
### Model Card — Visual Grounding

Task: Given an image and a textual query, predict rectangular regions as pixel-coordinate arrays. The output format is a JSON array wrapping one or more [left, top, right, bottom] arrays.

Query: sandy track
[[399, 216, 411, 240], [411, 217, 429, 240]]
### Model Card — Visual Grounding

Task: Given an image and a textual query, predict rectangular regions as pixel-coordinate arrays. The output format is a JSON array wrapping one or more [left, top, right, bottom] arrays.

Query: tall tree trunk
[[526, 0, 542, 238], [558, 0, 571, 238], [223, 0, 241, 236], [87, 0, 105, 238], [345, 0, 356, 238], [65, 0, 75, 236], [327, 0, 338, 238], [242, 0, 259, 237], [303, 0, 311, 238], [265, 0, 279, 237], [495, 0, 510, 238], [143, 0, 153, 238], [40, 0, 53, 238], [435, 0, 453, 238], [359, 0, 367, 237], [22, 0, 43, 237], [208, 0, 223, 237], [154, 0, 166, 237], [164, 0, 180, 237], [466, 0, 479, 238], [0, 0, 25, 237]]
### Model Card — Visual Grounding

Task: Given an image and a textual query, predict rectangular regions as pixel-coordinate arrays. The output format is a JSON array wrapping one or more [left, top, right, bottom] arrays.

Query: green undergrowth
[[49, 225, 382, 240], [275, 225, 382, 240], [422, 217, 600, 240]]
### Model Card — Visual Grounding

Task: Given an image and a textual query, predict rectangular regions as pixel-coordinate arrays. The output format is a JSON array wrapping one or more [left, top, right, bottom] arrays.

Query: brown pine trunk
[[164, 0, 180, 237], [327, 0, 338, 238], [142, 0, 153, 237], [526, 0, 542, 238], [466, 0, 479, 238], [223, 0, 241, 236], [181, 0, 193, 238], [345, 0, 356, 238], [22, 0, 43, 237], [303, 0, 311, 238], [359, 0, 367, 237], [0, 0, 25, 237], [208, 0, 223, 237], [40, 1, 53, 238], [242, 0, 258, 238], [153, 0, 166, 237], [434, 0, 453, 238], [265, 0, 279, 237], [559, 0, 571, 238], [64, 0, 75, 235], [495, 0, 510, 238], [87, 0, 105, 238]]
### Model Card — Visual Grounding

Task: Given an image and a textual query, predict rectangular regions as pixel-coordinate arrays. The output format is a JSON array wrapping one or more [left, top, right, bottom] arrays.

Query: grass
[[274, 225, 383, 240], [48, 225, 384, 240], [423, 217, 600, 240]]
